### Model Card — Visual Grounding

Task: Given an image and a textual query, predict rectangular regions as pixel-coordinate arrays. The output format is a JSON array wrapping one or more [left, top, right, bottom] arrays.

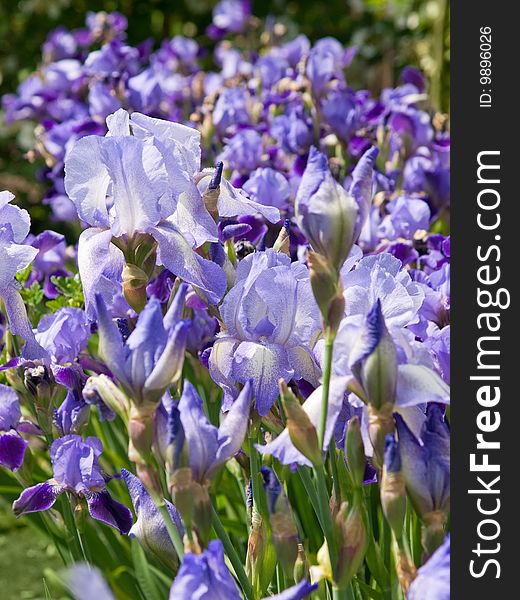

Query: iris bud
[[381, 434, 406, 539], [335, 501, 368, 588], [280, 379, 322, 467], [295, 146, 358, 273], [349, 300, 397, 465], [271, 511, 299, 579], [247, 508, 277, 598], [122, 263, 149, 313], [345, 416, 366, 489]]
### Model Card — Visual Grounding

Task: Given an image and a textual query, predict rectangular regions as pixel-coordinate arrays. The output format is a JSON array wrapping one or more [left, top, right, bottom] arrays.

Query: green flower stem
[[61, 494, 88, 563], [318, 329, 335, 452], [211, 505, 253, 599], [155, 499, 185, 560]]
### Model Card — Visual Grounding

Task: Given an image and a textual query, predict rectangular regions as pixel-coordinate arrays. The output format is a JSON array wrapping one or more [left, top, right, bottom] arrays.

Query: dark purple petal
[[87, 490, 133, 534], [0, 431, 28, 471], [13, 481, 61, 516]]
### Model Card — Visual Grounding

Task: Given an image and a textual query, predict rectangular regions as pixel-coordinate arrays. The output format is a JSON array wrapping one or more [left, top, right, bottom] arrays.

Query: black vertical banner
[[451, 1, 517, 597]]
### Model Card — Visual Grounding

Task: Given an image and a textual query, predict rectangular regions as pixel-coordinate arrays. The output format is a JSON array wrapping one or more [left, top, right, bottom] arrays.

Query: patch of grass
[[0, 501, 64, 599]]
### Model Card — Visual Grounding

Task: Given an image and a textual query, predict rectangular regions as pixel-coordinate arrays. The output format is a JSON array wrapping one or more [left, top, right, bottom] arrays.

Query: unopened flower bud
[[367, 403, 395, 469], [273, 219, 291, 255], [295, 147, 359, 273], [307, 251, 344, 333], [293, 543, 309, 582], [122, 263, 149, 313], [83, 374, 129, 420], [349, 300, 397, 411], [202, 161, 223, 221], [271, 512, 299, 578], [345, 416, 366, 489], [247, 509, 277, 598], [128, 403, 156, 465], [335, 501, 367, 588], [396, 548, 417, 594], [381, 435, 406, 539], [280, 379, 322, 467], [169, 467, 212, 546]]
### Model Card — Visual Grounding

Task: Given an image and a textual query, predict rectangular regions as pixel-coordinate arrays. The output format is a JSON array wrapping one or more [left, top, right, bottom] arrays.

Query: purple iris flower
[[0, 385, 30, 471], [171, 380, 252, 482], [169, 539, 242, 599], [306, 38, 352, 97], [219, 128, 263, 172], [95, 290, 189, 404], [213, 87, 251, 134], [268, 580, 318, 600], [209, 249, 321, 415], [26, 230, 69, 298], [122, 468, 184, 567], [270, 110, 313, 155], [408, 534, 450, 600], [54, 390, 90, 436], [295, 146, 377, 271], [243, 168, 291, 210], [378, 196, 431, 241], [341, 253, 424, 331], [321, 87, 359, 141], [64, 109, 227, 315], [12, 434, 132, 534], [395, 405, 450, 520], [424, 325, 450, 384], [65, 558, 316, 600], [207, 0, 251, 40], [35, 307, 90, 365], [0, 191, 46, 359], [65, 564, 115, 600]]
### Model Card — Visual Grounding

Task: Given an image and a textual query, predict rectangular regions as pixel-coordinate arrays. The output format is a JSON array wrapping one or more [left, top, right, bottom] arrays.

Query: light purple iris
[[243, 168, 291, 210], [122, 468, 183, 567], [0, 191, 46, 359], [64, 109, 227, 315], [54, 390, 90, 436], [0, 385, 30, 471], [169, 539, 242, 599], [27, 229, 69, 298], [169, 537, 317, 599], [65, 558, 316, 600], [219, 128, 263, 172], [35, 307, 90, 365], [171, 380, 252, 482], [395, 405, 450, 520], [295, 146, 377, 272], [209, 249, 321, 415], [212, 87, 251, 133], [408, 534, 450, 600], [377, 196, 431, 241], [207, 0, 251, 40], [95, 289, 189, 404], [12, 434, 133, 534]]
